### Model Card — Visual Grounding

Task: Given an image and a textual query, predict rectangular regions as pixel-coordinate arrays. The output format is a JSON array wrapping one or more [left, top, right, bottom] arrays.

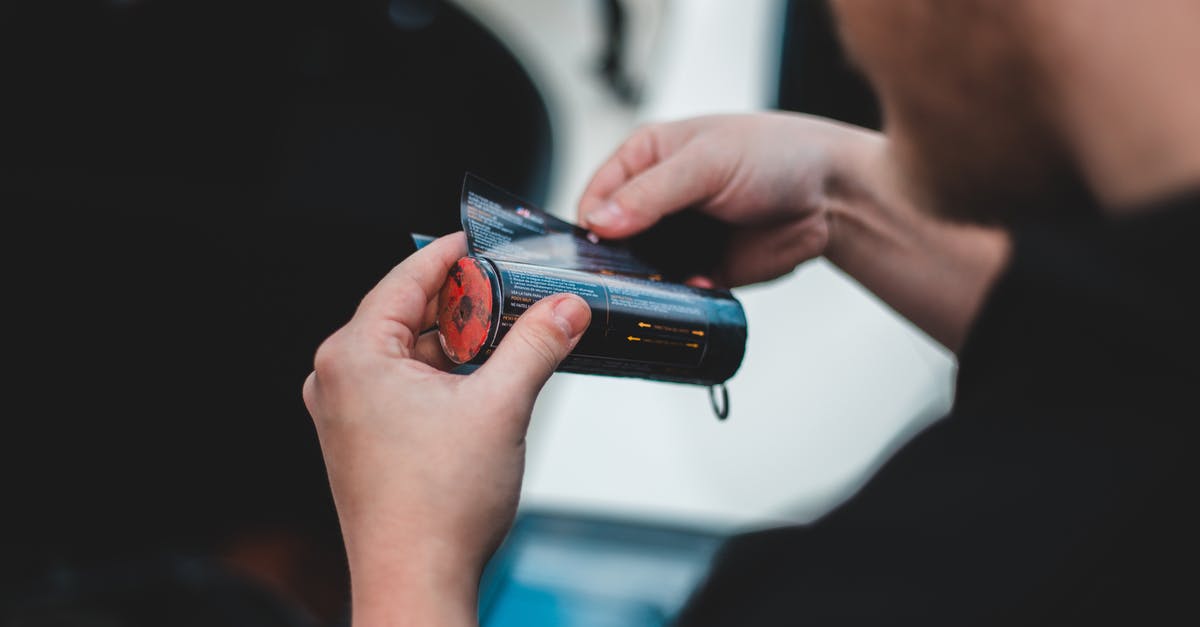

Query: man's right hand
[[578, 112, 1010, 352], [577, 112, 887, 288]]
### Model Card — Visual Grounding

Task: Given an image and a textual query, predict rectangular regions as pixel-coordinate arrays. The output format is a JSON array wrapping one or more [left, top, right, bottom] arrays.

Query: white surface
[[452, 0, 957, 531]]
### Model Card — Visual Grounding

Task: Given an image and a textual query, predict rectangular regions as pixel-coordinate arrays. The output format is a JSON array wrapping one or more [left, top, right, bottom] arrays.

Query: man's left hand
[[302, 232, 591, 626]]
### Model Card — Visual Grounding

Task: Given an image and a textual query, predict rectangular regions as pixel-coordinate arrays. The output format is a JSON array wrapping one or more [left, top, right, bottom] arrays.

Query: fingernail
[[584, 201, 623, 228], [552, 295, 591, 338]]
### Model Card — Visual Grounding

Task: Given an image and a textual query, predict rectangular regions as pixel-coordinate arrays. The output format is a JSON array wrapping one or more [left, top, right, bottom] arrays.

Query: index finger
[[578, 123, 686, 226], [354, 232, 467, 332]]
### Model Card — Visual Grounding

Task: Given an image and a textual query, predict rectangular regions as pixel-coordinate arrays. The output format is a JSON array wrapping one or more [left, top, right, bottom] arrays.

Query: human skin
[[576, 112, 1009, 352], [302, 233, 590, 626], [307, 1, 1200, 624], [578, 0, 1200, 350]]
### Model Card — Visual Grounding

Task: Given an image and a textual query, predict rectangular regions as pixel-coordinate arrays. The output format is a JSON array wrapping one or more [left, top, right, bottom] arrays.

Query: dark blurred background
[[1, 1, 875, 623], [3, 1, 552, 620]]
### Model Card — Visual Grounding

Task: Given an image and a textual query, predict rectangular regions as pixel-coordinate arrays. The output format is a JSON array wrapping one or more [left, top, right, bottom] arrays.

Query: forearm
[[337, 503, 481, 627], [823, 144, 1010, 352], [346, 545, 480, 627], [351, 585, 477, 627]]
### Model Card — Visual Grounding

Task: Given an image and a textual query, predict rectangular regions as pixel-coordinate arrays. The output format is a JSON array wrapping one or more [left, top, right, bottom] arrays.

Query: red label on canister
[[437, 257, 499, 364]]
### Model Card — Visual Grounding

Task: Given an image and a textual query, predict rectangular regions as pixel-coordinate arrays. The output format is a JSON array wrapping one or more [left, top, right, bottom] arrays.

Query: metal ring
[[709, 383, 730, 420]]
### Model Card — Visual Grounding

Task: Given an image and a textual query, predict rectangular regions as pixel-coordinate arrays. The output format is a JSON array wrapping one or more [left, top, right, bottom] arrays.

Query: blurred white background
[[453, 0, 956, 531]]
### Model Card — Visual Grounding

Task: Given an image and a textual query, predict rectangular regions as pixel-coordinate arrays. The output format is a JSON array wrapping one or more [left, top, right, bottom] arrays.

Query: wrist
[[820, 128, 893, 266], [344, 528, 481, 627], [810, 131, 1012, 351]]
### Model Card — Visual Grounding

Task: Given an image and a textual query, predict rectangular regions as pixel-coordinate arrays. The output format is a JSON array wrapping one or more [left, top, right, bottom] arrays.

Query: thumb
[[474, 294, 592, 401]]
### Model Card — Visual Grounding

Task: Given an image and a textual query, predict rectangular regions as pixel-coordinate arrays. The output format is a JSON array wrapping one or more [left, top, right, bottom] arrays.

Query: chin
[[925, 166, 1099, 227], [890, 127, 1097, 227]]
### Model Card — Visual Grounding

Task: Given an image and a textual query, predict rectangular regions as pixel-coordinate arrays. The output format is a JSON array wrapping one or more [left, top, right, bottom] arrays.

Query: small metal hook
[[709, 383, 730, 420]]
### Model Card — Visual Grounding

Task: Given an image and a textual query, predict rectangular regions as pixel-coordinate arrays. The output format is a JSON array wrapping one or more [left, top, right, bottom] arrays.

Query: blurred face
[[830, 0, 1093, 224]]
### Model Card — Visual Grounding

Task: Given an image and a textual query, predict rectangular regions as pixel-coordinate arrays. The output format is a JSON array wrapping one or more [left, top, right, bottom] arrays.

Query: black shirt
[[677, 193, 1200, 625]]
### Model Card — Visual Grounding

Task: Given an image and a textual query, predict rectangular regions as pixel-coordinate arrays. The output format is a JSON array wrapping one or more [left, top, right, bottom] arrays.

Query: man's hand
[[579, 112, 1009, 351], [578, 112, 886, 287], [302, 232, 591, 626]]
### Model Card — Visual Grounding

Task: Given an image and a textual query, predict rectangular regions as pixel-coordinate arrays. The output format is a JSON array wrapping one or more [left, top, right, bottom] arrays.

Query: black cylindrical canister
[[437, 256, 747, 386]]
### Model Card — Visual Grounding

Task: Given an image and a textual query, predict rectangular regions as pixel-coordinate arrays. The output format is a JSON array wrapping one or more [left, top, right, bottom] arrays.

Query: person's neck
[[1033, 2, 1200, 215]]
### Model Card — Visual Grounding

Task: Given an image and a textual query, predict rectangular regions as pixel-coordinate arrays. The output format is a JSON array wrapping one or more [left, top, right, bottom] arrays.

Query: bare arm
[[821, 139, 1010, 350]]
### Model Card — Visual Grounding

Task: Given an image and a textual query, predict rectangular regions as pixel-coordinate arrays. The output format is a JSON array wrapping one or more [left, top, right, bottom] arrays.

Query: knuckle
[[619, 126, 662, 167], [514, 325, 564, 371], [619, 177, 657, 217], [301, 372, 319, 411], [628, 123, 659, 145], [689, 135, 719, 159], [396, 274, 430, 315], [617, 178, 653, 214], [388, 321, 418, 356], [312, 332, 349, 378]]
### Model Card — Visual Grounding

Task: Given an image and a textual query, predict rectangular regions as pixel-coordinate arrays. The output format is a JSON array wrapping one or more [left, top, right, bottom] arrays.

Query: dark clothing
[[678, 194, 1200, 625]]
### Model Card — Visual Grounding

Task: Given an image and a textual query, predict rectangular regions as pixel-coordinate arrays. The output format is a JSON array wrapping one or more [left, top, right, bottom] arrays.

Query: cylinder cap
[[437, 256, 496, 364]]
